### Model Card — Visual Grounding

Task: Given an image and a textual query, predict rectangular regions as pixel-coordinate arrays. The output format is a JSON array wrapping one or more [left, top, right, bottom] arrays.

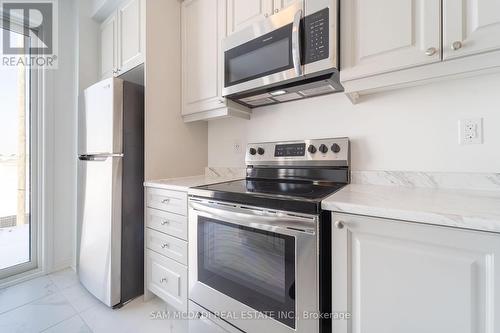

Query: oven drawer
[[146, 249, 188, 312], [146, 228, 188, 266], [146, 187, 187, 216], [189, 301, 244, 333], [146, 208, 188, 240]]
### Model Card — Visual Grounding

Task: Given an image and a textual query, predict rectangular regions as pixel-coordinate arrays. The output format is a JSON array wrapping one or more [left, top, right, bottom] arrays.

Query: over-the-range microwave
[[222, 0, 342, 108]]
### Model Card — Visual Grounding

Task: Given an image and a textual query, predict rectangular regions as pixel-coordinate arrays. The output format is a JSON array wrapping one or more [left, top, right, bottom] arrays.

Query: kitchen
[[0, 0, 499, 332]]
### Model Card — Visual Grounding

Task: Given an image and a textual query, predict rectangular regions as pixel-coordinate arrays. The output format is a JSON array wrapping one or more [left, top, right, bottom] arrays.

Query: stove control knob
[[257, 147, 265, 155], [331, 143, 341, 153], [307, 145, 317, 154], [249, 148, 257, 155], [319, 144, 328, 154]]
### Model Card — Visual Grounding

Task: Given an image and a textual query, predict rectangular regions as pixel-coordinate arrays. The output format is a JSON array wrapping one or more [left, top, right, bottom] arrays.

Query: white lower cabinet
[[146, 187, 188, 216], [145, 208, 188, 240], [332, 212, 500, 333], [146, 249, 188, 312], [146, 228, 188, 266], [144, 186, 189, 313]]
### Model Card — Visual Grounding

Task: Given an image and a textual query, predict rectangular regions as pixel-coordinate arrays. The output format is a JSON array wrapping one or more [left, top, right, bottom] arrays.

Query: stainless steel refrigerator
[[77, 77, 144, 308]]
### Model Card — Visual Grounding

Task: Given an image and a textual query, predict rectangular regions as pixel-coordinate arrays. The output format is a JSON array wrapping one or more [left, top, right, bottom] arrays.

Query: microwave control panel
[[303, 8, 329, 64]]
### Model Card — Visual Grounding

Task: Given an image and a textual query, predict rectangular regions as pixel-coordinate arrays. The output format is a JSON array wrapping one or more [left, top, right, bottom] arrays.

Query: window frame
[[0, 16, 45, 284]]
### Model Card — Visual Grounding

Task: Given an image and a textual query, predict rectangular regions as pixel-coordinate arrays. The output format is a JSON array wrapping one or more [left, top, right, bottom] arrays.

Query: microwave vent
[[240, 93, 272, 103], [299, 84, 337, 97], [272, 92, 303, 102], [244, 98, 275, 106]]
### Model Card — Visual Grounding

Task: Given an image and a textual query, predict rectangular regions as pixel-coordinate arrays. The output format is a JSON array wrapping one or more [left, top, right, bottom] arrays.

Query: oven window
[[224, 24, 294, 88], [198, 216, 296, 329]]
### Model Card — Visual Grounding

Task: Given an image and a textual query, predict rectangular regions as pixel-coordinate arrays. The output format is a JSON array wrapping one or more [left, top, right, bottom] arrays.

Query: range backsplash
[[206, 167, 500, 192]]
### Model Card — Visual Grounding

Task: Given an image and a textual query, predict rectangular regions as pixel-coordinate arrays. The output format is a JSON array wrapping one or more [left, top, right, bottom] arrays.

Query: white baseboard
[[0, 268, 45, 290]]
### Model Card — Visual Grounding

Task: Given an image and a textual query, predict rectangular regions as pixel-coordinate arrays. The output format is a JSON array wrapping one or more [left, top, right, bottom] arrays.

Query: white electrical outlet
[[233, 141, 242, 154], [459, 118, 483, 145]]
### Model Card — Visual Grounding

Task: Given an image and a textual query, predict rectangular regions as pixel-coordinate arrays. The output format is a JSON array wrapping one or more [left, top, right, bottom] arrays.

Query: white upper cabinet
[[332, 213, 500, 333], [100, 13, 117, 79], [182, 0, 225, 115], [117, 0, 146, 74], [227, 0, 273, 34], [100, 0, 145, 80], [340, 0, 442, 81], [340, 0, 500, 100], [181, 0, 250, 122], [273, 0, 297, 12], [443, 0, 500, 60], [226, 0, 295, 34]]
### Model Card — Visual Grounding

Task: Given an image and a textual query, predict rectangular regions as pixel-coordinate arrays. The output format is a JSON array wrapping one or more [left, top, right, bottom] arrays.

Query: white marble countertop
[[322, 184, 500, 234], [144, 175, 242, 192]]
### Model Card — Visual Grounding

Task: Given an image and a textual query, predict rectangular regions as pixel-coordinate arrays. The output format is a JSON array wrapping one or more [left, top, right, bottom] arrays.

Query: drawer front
[[146, 187, 187, 215], [146, 208, 188, 240], [146, 249, 188, 312], [146, 228, 188, 265], [189, 301, 243, 333]]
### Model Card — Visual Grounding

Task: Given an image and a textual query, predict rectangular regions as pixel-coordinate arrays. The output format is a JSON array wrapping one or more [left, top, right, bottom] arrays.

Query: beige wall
[[145, 0, 208, 180]]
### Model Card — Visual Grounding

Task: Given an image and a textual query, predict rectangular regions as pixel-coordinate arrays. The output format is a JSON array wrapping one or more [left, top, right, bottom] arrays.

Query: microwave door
[[222, 2, 305, 97]]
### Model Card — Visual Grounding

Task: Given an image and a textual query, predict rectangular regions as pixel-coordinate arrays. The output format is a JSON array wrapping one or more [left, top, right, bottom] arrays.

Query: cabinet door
[[332, 213, 500, 333], [118, 0, 145, 74], [227, 0, 273, 34], [100, 13, 117, 79], [181, 0, 226, 115], [273, 0, 297, 13], [443, 0, 500, 60], [146, 250, 188, 312], [340, 0, 441, 82]]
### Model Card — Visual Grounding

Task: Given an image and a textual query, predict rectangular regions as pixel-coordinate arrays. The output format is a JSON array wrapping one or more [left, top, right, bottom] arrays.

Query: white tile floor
[[0, 269, 189, 333]]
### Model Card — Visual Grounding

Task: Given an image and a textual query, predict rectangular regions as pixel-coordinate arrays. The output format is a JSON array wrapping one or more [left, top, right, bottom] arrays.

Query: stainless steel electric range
[[188, 138, 350, 333]]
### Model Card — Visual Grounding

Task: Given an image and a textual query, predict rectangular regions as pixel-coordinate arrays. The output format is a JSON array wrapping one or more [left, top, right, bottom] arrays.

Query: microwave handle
[[291, 9, 303, 77]]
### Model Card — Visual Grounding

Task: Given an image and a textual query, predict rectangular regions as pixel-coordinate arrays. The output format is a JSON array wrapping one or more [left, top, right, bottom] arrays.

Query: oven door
[[222, 2, 304, 98], [188, 198, 319, 333]]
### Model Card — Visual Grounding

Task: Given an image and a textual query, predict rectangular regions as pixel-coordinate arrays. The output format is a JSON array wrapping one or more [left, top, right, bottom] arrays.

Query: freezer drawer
[[78, 156, 122, 307]]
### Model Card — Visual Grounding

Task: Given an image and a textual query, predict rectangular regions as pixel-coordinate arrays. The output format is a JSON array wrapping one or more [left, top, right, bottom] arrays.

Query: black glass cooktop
[[190, 179, 346, 215]]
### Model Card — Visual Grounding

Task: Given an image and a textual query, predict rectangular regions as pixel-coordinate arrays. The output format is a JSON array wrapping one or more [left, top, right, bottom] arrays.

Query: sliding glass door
[[0, 25, 37, 279]]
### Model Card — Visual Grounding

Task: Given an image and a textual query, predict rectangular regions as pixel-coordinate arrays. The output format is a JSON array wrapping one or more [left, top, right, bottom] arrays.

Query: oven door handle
[[190, 200, 316, 236], [291, 9, 303, 77]]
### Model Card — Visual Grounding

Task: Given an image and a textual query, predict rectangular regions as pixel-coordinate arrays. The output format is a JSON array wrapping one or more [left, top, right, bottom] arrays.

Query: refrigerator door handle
[[78, 153, 124, 161]]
